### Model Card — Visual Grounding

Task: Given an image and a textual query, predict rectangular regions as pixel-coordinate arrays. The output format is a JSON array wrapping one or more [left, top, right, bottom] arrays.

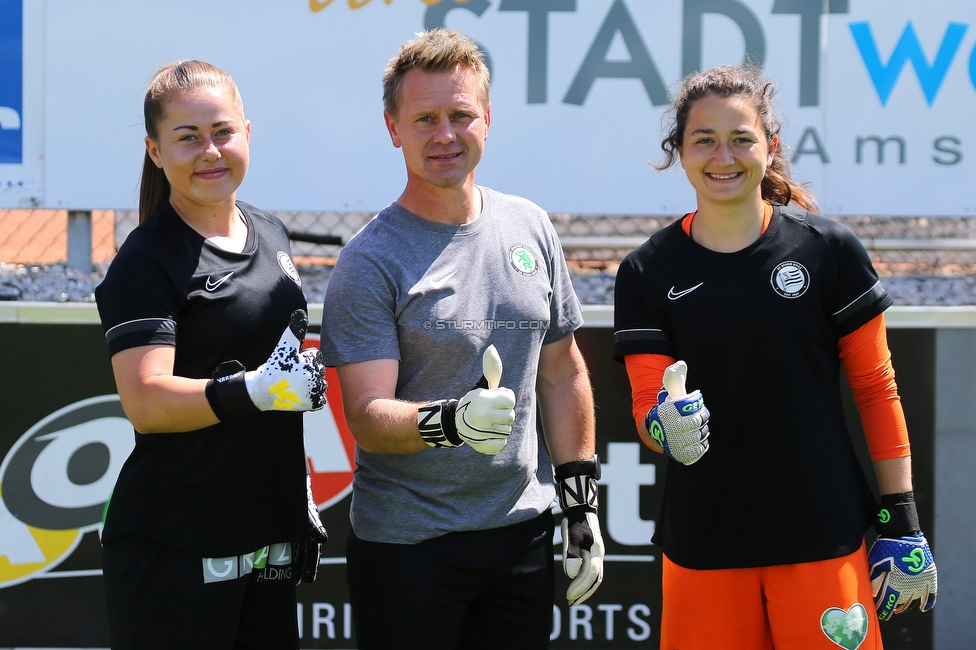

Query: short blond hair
[[382, 28, 489, 118]]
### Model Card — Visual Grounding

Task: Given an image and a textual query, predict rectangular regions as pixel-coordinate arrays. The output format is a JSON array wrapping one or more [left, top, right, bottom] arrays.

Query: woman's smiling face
[[145, 85, 250, 216], [677, 93, 773, 210]]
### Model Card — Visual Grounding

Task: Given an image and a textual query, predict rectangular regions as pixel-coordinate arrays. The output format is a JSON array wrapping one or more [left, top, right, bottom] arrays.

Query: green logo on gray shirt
[[509, 244, 538, 276]]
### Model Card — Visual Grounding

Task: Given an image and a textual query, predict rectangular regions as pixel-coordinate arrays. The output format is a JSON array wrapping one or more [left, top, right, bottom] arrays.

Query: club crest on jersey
[[277, 251, 302, 287], [509, 244, 539, 277], [771, 261, 809, 298]]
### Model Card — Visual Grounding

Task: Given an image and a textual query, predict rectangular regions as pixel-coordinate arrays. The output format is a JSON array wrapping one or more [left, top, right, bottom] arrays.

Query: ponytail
[[138, 152, 169, 224], [763, 152, 817, 212]]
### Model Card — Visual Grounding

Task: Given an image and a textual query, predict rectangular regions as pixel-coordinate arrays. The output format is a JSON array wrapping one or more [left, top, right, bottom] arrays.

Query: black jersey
[[95, 202, 309, 557], [613, 204, 892, 569]]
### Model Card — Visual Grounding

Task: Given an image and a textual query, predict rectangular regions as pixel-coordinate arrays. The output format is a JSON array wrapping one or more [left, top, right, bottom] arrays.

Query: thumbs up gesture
[[206, 309, 326, 421], [645, 360, 710, 465], [245, 310, 327, 412], [416, 345, 516, 455], [455, 345, 517, 455]]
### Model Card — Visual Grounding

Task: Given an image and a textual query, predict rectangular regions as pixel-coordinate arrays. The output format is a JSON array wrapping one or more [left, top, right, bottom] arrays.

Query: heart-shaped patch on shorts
[[820, 603, 869, 649]]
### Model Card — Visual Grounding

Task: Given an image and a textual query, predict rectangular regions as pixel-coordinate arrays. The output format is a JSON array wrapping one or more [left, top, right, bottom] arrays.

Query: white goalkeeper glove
[[556, 456, 604, 606], [868, 491, 938, 620], [417, 345, 516, 455], [206, 309, 327, 420], [644, 360, 709, 465]]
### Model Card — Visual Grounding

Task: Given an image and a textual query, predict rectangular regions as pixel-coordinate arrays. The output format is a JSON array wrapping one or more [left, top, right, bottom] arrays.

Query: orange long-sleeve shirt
[[624, 313, 910, 461]]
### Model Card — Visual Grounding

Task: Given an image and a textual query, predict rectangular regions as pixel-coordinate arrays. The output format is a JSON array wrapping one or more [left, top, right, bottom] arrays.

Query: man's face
[[384, 66, 490, 192]]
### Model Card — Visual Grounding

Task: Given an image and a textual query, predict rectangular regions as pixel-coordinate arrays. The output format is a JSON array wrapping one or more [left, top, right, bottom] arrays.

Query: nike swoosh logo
[[205, 272, 234, 292], [429, 271, 456, 290], [668, 282, 704, 300]]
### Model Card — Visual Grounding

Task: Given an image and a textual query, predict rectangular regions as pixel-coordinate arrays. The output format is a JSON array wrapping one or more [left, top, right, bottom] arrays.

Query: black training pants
[[347, 511, 556, 650]]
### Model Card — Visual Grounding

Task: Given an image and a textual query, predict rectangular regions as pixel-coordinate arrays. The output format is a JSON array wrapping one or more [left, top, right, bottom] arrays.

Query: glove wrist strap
[[418, 399, 464, 448], [554, 455, 601, 481], [875, 491, 921, 537], [206, 360, 259, 421], [555, 455, 600, 512]]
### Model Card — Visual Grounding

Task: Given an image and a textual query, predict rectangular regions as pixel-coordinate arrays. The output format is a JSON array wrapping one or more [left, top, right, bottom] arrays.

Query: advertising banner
[[0, 0, 42, 206], [0, 0, 22, 165], [1, 0, 974, 214], [0, 320, 935, 648]]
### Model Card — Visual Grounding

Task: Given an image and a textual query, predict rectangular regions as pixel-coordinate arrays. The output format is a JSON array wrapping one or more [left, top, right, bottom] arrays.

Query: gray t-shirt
[[320, 186, 583, 543]]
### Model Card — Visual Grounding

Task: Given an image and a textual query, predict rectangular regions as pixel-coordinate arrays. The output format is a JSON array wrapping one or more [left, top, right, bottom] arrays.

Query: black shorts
[[346, 511, 555, 650], [102, 535, 298, 650]]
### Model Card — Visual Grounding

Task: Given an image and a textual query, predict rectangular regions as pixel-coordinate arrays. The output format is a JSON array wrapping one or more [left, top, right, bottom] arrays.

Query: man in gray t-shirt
[[320, 28, 603, 650]]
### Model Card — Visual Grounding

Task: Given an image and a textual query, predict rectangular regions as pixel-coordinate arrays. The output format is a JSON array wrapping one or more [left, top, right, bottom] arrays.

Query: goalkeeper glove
[[556, 456, 605, 606], [417, 345, 516, 455], [644, 361, 709, 465], [206, 309, 327, 420], [868, 491, 938, 620], [292, 471, 329, 585]]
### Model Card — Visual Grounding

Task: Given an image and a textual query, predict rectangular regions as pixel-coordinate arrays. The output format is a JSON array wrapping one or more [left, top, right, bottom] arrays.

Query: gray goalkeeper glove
[[556, 456, 605, 606], [644, 360, 709, 465], [417, 345, 516, 455], [206, 309, 327, 420]]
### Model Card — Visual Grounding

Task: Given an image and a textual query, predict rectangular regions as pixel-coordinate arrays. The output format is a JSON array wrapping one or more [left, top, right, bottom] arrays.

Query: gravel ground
[[2, 262, 976, 306]]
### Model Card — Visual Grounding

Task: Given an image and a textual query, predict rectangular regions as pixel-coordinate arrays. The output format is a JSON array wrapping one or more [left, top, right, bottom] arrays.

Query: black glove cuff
[[554, 454, 601, 481], [875, 491, 922, 537], [205, 360, 259, 422], [555, 455, 600, 512], [418, 399, 464, 448]]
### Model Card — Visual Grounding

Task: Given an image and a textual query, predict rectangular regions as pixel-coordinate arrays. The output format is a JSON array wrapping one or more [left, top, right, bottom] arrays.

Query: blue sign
[[0, 0, 23, 164], [850, 21, 970, 107]]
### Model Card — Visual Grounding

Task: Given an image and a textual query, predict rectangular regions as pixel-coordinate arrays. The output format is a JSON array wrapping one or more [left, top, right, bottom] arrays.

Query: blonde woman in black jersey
[[95, 61, 327, 650]]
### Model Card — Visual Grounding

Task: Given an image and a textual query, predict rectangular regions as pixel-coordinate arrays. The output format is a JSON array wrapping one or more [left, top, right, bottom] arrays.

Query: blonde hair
[[139, 61, 245, 223], [382, 28, 489, 118]]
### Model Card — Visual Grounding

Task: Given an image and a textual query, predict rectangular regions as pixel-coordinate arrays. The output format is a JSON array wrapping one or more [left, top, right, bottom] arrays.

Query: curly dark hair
[[655, 65, 817, 212]]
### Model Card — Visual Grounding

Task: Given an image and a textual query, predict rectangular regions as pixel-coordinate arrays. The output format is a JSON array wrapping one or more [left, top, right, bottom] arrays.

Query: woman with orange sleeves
[[612, 65, 937, 650]]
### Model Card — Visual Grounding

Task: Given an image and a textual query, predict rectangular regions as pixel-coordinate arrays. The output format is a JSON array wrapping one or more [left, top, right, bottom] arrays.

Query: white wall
[[2, 0, 975, 213]]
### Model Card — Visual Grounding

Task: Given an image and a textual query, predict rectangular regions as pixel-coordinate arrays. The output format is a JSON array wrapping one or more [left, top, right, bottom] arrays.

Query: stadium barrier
[[0, 304, 973, 649]]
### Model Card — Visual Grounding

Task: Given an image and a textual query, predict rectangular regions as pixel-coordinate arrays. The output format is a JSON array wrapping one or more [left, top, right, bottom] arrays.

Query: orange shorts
[[660, 542, 883, 650]]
